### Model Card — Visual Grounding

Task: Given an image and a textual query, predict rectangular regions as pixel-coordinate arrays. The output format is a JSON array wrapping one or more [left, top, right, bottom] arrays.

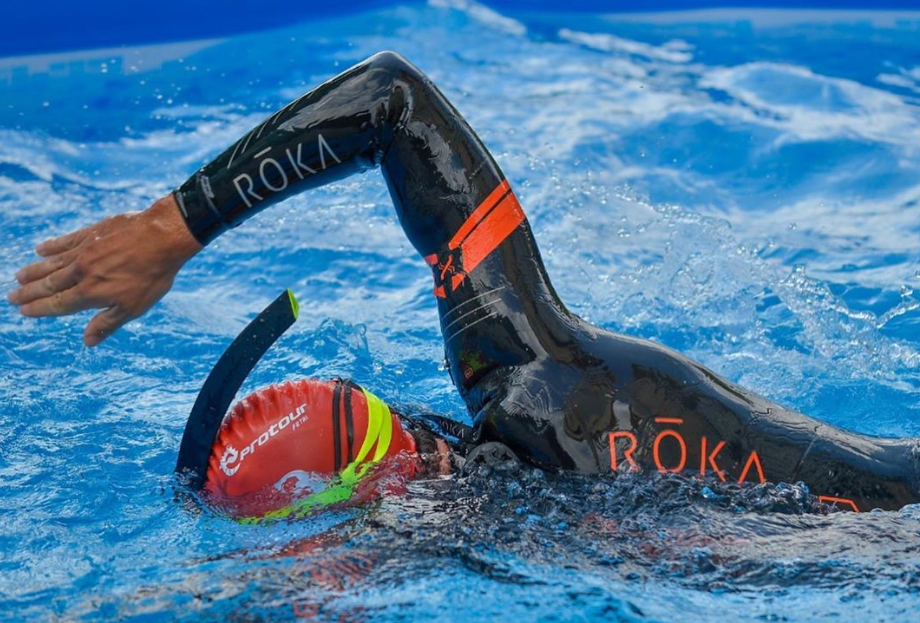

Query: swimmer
[[174, 289, 465, 519], [9, 51, 920, 514]]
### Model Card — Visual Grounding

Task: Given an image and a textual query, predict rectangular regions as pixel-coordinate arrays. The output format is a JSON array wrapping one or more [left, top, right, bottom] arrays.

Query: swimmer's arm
[[171, 51, 403, 245], [9, 52, 409, 346], [8, 195, 201, 346]]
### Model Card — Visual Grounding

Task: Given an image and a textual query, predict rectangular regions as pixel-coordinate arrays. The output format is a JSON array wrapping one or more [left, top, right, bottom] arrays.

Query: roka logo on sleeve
[[232, 134, 342, 208]]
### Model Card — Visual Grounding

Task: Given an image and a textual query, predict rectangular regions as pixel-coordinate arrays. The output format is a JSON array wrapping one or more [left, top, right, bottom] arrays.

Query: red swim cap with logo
[[203, 379, 418, 519]]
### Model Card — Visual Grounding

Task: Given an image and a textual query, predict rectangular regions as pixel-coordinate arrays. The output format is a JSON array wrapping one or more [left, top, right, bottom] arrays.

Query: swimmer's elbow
[[366, 50, 421, 76], [365, 50, 432, 91]]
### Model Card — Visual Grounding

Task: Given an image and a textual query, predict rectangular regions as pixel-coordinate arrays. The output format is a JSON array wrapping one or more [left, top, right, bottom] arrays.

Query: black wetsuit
[[175, 51, 920, 512]]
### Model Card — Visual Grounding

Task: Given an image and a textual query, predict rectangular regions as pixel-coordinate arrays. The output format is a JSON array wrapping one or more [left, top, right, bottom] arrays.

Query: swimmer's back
[[169, 51, 919, 511], [475, 323, 920, 511]]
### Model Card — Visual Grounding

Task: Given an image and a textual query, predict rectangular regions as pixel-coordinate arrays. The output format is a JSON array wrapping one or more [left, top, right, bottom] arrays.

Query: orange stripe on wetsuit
[[424, 180, 525, 298]]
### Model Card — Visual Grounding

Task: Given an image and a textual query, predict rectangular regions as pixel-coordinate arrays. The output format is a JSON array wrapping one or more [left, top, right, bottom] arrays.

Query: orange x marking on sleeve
[[424, 180, 525, 299]]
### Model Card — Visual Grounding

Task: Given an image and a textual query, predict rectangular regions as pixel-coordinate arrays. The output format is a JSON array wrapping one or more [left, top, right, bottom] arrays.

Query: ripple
[[2, 4, 920, 623]]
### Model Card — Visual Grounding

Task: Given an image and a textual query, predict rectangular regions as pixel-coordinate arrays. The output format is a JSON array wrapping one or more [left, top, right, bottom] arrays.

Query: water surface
[[1, 2, 920, 621]]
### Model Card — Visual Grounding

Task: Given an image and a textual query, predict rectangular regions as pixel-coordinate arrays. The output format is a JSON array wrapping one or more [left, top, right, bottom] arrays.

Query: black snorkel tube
[[175, 289, 300, 491]]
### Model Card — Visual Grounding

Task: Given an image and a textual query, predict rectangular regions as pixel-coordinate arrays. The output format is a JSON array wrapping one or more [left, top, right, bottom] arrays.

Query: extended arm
[[173, 51, 410, 245], [9, 51, 420, 344], [8, 51, 561, 421]]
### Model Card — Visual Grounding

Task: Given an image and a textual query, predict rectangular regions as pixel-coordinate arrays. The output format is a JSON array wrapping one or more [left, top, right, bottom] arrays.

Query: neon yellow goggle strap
[[240, 387, 394, 524]]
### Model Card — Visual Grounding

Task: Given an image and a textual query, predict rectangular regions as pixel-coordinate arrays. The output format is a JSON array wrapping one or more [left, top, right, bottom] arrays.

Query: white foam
[[428, 0, 526, 36], [0, 38, 223, 81], [603, 8, 920, 28], [558, 28, 693, 63], [877, 66, 920, 95], [701, 62, 920, 147]]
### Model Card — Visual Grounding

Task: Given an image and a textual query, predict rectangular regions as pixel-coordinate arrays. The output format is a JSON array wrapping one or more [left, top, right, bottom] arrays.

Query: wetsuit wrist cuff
[[173, 174, 227, 246]]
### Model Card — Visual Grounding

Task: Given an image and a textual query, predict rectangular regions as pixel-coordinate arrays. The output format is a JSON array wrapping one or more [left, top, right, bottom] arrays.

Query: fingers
[[84, 307, 131, 347], [9, 230, 87, 304], [12, 249, 77, 286], [19, 285, 94, 317], [36, 228, 89, 258], [9, 263, 81, 305]]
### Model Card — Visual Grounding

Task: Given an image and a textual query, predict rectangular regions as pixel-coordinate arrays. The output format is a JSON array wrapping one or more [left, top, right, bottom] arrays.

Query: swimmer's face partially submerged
[[202, 378, 452, 520], [410, 426, 455, 476]]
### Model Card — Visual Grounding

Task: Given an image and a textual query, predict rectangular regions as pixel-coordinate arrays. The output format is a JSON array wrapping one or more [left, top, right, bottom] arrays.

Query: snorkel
[[175, 290, 420, 521]]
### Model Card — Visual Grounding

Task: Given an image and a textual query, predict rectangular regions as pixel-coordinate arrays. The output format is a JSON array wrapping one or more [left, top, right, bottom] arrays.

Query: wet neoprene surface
[[175, 51, 920, 511]]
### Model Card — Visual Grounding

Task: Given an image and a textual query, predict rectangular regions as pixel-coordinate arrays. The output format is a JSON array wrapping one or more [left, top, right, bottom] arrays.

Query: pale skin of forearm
[[7, 195, 201, 346]]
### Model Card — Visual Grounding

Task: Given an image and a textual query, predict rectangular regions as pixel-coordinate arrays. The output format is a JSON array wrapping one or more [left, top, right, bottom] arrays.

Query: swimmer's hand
[[7, 195, 201, 347]]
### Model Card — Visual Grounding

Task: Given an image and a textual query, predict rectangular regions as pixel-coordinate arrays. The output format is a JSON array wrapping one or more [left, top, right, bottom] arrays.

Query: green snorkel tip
[[287, 289, 300, 320]]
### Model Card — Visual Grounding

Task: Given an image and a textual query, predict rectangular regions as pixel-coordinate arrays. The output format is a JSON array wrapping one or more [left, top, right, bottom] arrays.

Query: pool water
[[2, 2, 920, 621]]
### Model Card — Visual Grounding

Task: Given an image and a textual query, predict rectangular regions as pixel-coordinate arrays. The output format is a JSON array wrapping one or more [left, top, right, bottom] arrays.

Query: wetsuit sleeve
[[173, 50, 558, 405], [173, 52, 409, 245]]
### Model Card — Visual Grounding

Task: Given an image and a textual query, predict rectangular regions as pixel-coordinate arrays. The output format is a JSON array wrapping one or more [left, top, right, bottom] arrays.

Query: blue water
[[2, 2, 920, 621]]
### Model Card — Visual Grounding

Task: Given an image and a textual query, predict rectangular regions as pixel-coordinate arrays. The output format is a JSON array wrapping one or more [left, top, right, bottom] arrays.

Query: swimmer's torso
[[470, 326, 920, 512], [175, 51, 920, 511]]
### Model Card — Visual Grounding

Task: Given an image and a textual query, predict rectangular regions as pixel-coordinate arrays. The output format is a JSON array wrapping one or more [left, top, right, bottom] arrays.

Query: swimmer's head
[[203, 378, 429, 520], [409, 425, 455, 476]]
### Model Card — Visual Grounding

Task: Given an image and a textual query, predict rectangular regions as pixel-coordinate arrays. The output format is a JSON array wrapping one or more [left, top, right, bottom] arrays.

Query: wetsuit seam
[[788, 433, 818, 483], [197, 174, 227, 230], [172, 190, 188, 219]]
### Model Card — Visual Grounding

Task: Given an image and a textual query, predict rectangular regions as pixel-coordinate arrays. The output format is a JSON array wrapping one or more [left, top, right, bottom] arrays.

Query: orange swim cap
[[203, 378, 418, 519]]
